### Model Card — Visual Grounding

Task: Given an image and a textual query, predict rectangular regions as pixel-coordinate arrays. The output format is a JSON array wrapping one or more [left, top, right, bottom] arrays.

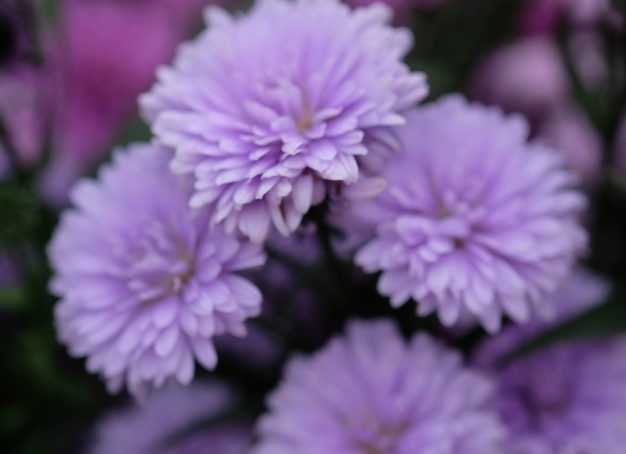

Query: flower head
[[345, 96, 587, 332], [38, 0, 206, 207], [254, 319, 506, 453], [469, 269, 615, 453], [489, 337, 626, 453], [140, 0, 427, 242], [537, 104, 603, 186], [468, 37, 569, 118], [49, 143, 266, 396], [89, 381, 251, 454]]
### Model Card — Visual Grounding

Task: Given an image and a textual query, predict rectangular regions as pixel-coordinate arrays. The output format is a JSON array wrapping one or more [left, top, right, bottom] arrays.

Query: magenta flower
[[346, 96, 587, 332], [49, 143, 266, 396], [38, 0, 184, 206], [0, 65, 48, 167], [254, 319, 506, 453], [89, 381, 251, 454], [140, 0, 428, 242]]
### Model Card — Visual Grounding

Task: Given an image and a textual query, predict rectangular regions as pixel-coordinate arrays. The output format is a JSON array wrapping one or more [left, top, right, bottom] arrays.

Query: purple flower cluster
[[254, 320, 506, 453], [342, 96, 587, 332], [49, 144, 265, 395], [42, 0, 611, 450], [140, 0, 427, 242]]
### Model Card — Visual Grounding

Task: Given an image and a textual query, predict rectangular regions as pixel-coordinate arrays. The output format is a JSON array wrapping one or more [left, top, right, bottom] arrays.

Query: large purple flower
[[140, 0, 428, 242], [346, 95, 587, 332], [253, 319, 506, 453], [48, 143, 266, 396], [89, 381, 251, 454]]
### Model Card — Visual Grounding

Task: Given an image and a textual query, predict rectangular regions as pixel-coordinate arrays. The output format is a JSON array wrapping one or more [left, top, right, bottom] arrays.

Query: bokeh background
[[0, 0, 624, 452]]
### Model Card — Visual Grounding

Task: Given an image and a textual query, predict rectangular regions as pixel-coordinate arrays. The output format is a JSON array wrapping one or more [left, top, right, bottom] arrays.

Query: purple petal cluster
[[48, 143, 266, 396], [89, 381, 251, 454], [254, 319, 506, 453], [140, 0, 428, 242], [347, 95, 587, 332]]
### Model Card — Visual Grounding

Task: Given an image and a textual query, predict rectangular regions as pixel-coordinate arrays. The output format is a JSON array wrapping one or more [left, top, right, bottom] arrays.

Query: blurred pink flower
[[39, 0, 189, 206], [0, 65, 48, 167], [468, 37, 569, 118], [537, 104, 604, 186], [568, 31, 609, 89]]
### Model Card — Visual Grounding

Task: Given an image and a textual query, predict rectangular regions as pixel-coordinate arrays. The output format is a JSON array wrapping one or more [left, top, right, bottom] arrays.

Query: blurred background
[[0, 0, 624, 452]]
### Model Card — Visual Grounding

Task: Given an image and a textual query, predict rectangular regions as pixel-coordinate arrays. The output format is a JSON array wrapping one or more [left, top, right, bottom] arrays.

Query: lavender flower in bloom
[[254, 320, 506, 453], [49, 143, 265, 396], [488, 338, 626, 453], [472, 269, 625, 453], [140, 0, 428, 242], [89, 381, 251, 454], [348, 96, 587, 332]]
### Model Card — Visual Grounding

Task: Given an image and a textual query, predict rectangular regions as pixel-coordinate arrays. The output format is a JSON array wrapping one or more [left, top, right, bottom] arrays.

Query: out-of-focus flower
[[472, 267, 610, 368], [254, 319, 506, 453], [568, 31, 609, 89], [0, 65, 47, 167], [537, 104, 604, 186], [468, 37, 569, 118], [345, 96, 587, 332], [141, 0, 428, 243], [471, 268, 623, 453], [38, 0, 184, 206], [49, 143, 266, 396], [89, 381, 252, 454], [487, 337, 626, 453]]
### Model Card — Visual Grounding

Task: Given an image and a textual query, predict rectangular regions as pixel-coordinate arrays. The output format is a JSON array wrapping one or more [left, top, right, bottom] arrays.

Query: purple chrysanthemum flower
[[89, 381, 252, 454], [488, 337, 626, 453], [253, 319, 506, 453], [48, 143, 266, 396], [345, 95, 587, 332], [140, 0, 428, 243], [471, 269, 623, 453]]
